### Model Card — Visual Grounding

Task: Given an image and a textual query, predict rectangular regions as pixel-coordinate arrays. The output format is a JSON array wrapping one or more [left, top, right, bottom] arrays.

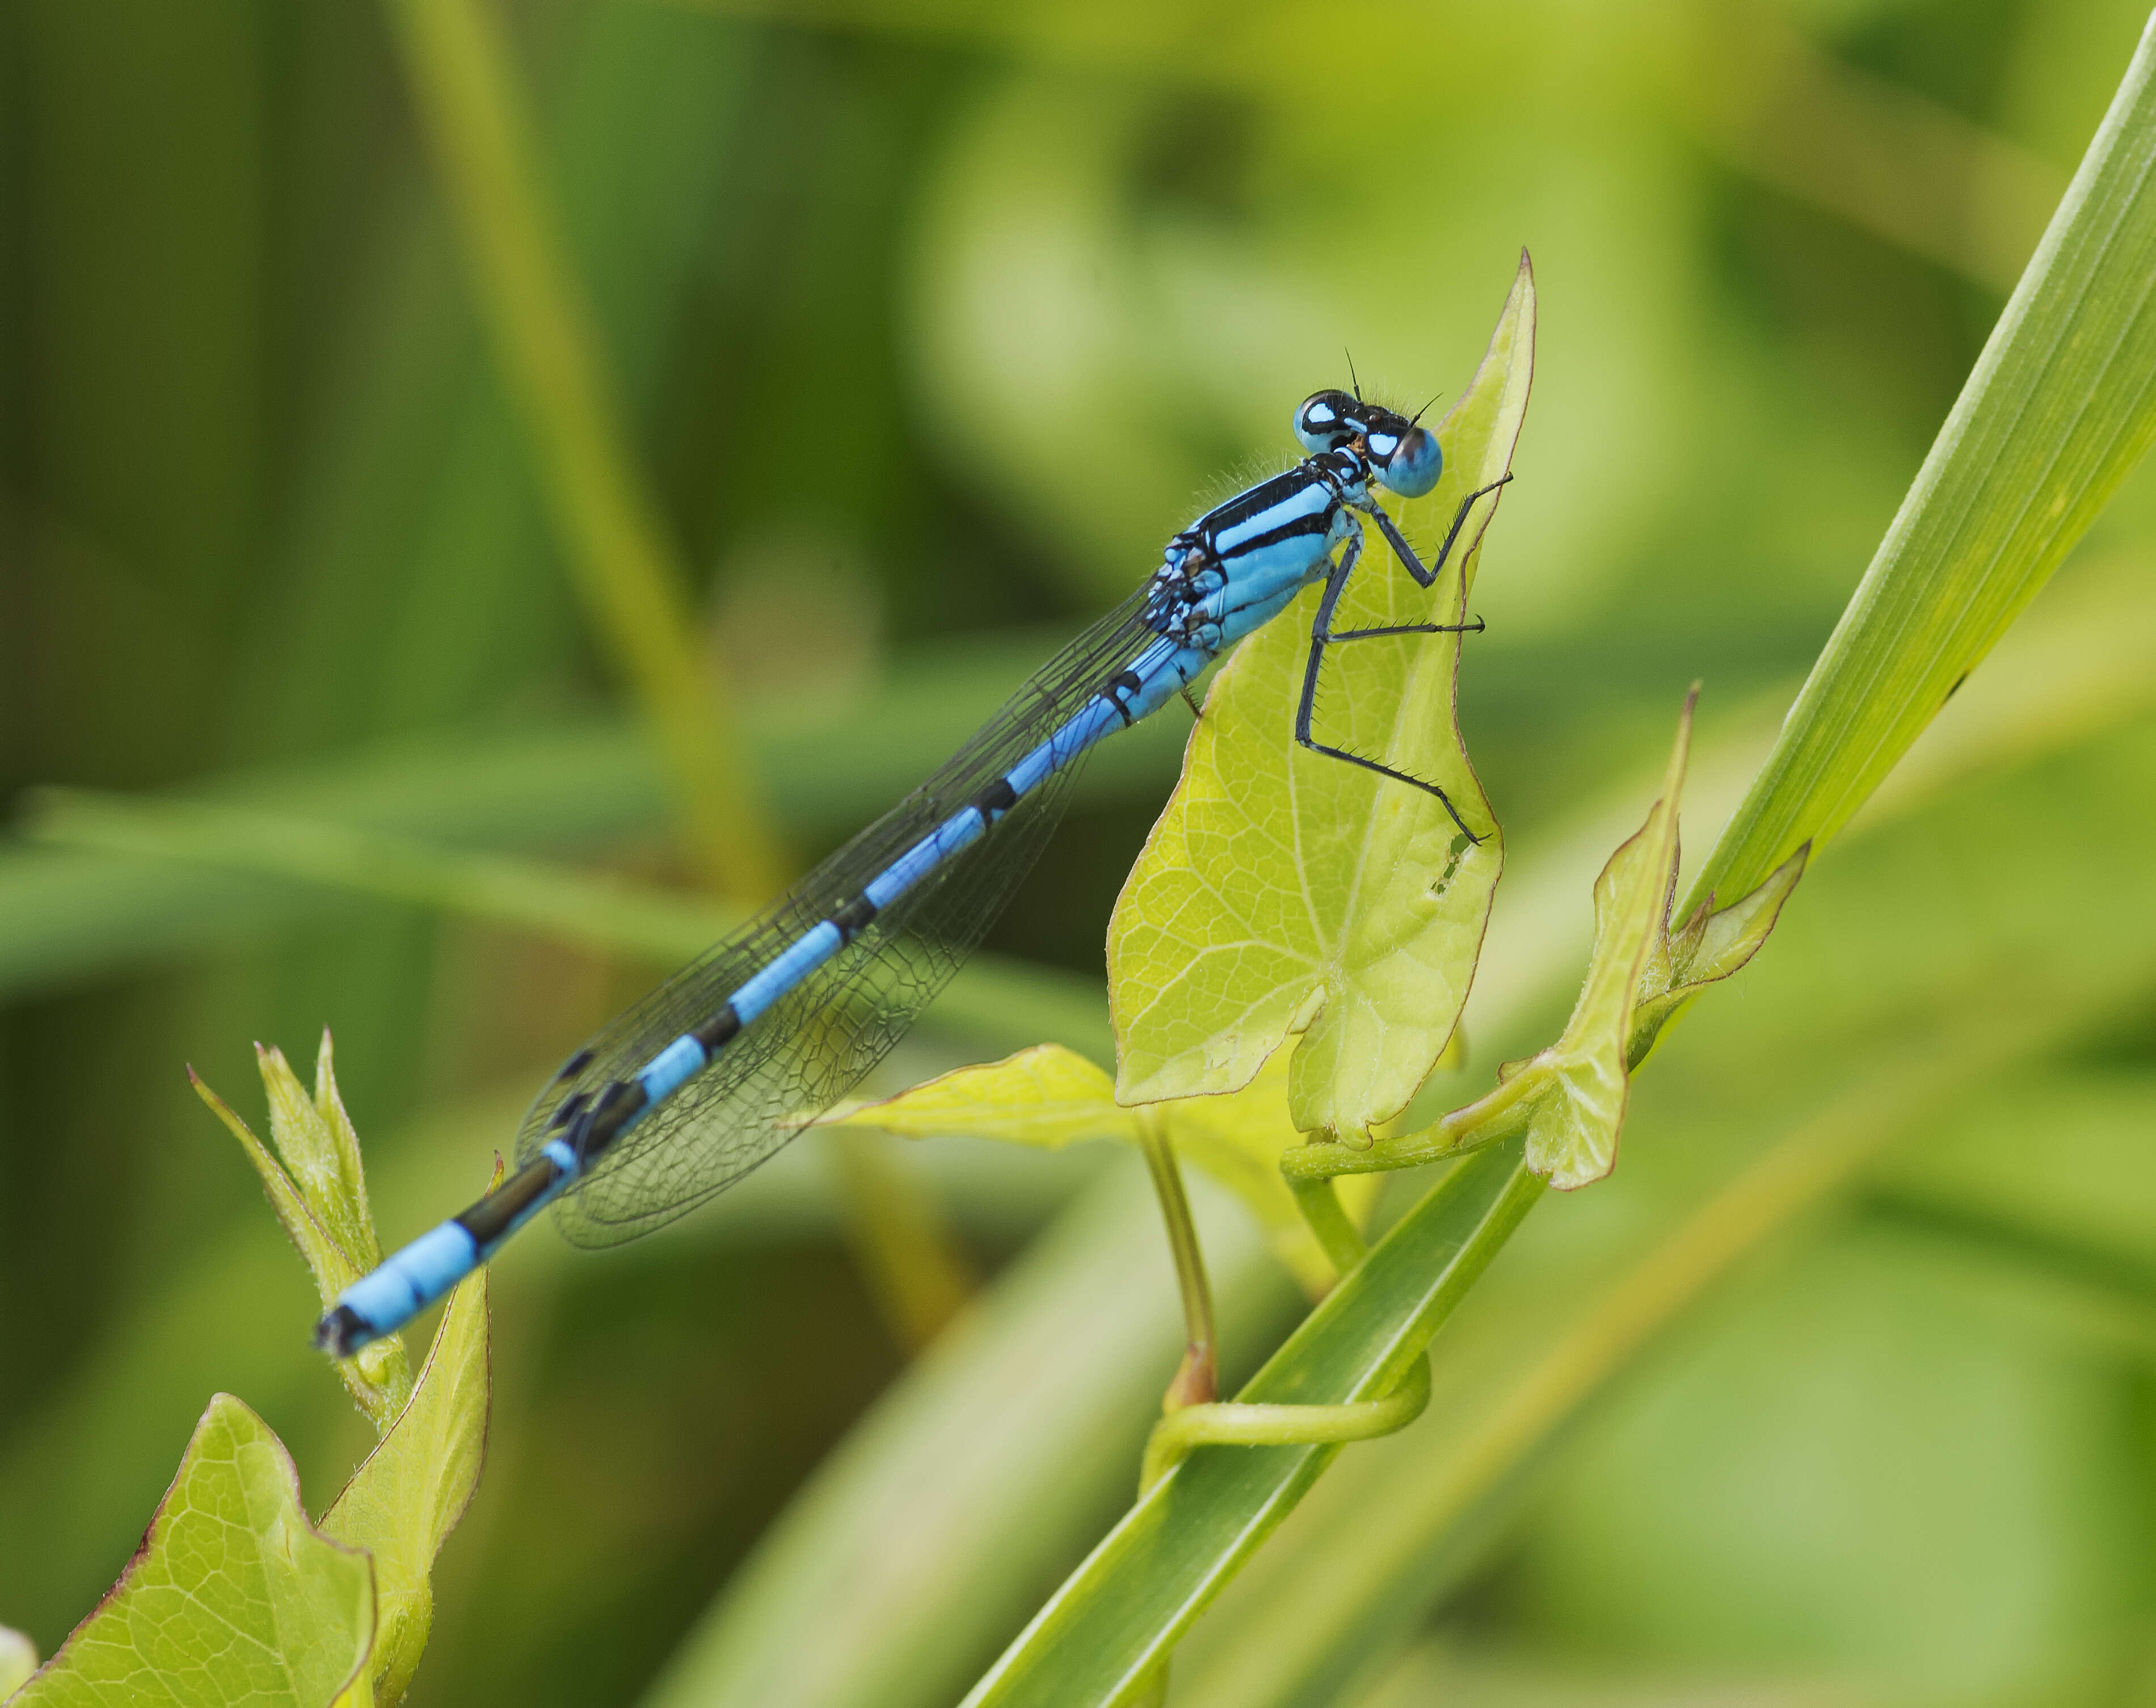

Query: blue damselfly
[[317, 389, 1509, 1355]]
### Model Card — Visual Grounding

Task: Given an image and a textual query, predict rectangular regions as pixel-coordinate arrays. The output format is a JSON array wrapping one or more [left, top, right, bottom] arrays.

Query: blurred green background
[[7, 0, 2156, 1703]]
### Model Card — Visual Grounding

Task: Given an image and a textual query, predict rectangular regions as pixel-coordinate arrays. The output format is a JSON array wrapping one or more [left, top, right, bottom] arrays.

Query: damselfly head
[[1293, 389, 1442, 498]]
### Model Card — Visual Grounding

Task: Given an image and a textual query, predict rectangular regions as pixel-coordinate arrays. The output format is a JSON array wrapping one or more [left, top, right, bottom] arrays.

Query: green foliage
[[320, 1280, 491, 1708], [831, 1046, 1372, 1294], [11, 1396, 376, 1708], [192, 1043, 412, 1430], [929, 16, 2156, 1704], [12, 1042, 491, 1706]]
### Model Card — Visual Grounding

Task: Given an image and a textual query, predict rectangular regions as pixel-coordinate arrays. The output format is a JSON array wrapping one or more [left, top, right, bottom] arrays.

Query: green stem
[[23, 788, 1115, 1058], [829, 1129, 979, 1354], [28, 788, 740, 964], [1287, 1176, 1367, 1280], [1136, 1109, 1217, 1410], [1139, 1354, 1431, 1495], [1281, 1065, 1544, 1183], [381, 0, 784, 902]]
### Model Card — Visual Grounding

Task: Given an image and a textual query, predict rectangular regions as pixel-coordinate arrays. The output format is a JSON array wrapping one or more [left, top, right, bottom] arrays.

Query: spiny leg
[[1360, 474, 1515, 588], [1294, 525, 1480, 843], [1330, 615, 1485, 642]]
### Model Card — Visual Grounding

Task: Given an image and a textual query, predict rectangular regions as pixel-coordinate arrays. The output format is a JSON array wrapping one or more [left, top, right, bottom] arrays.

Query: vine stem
[[1286, 1175, 1369, 1280], [1135, 1109, 1217, 1411], [1281, 1064, 1543, 1183], [1136, 1166, 1433, 1499], [1139, 1355, 1433, 1495]]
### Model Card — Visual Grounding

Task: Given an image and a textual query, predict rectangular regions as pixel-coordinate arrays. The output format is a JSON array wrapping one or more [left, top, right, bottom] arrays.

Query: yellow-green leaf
[[191, 1065, 360, 1301], [12, 1396, 374, 1708], [321, 1265, 491, 1707], [191, 1061, 411, 1432], [828, 1046, 1140, 1149], [309, 1031, 382, 1270], [1518, 697, 1692, 1189], [1628, 843, 1809, 1069], [832, 1047, 1373, 1292], [1108, 255, 1533, 1138]]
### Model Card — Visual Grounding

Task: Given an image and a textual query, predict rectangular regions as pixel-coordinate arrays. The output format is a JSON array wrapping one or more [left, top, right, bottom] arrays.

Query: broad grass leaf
[[1687, 14, 2156, 912], [12, 1396, 374, 1708], [321, 1267, 491, 1707], [1109, 256, 1533, 1138]]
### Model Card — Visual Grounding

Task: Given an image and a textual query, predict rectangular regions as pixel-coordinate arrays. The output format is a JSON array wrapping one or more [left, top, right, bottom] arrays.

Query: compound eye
[[1379, 426, 1441, 498], [1294, 389, 1358, 454]]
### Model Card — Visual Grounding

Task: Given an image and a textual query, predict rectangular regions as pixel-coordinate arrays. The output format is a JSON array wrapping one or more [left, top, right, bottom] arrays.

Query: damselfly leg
[[1292, 476, 1514, 841]]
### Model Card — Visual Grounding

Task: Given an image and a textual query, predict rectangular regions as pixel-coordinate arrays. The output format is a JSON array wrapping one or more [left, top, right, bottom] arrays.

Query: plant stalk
[[382, 0, 785, 901], [1136, 1109, 1218, 1411]]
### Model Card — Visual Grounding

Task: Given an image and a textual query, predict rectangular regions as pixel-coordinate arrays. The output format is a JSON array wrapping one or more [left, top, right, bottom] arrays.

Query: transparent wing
[[515, 586, 1168, 1248]]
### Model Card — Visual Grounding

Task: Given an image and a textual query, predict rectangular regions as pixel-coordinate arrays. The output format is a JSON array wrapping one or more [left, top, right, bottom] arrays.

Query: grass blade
[[23, 789, 1111, 1062], [1690, 12, 2156, 909], [382, 0, 784, 899], [959, 1143, 1543, 1707]]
